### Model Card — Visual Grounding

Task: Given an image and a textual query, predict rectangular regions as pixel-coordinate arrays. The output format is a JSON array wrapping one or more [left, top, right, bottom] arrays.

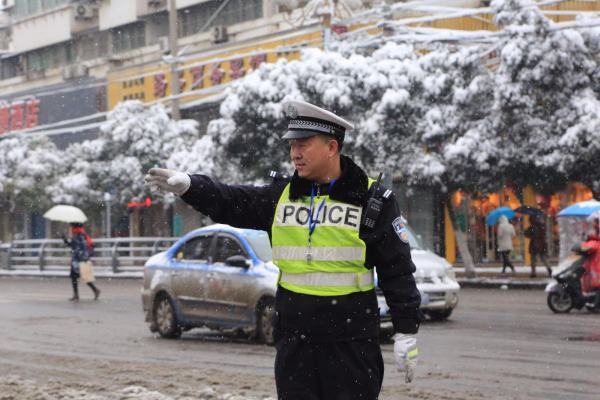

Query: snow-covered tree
[[0, 136, 62, 240], [51, 101, 202, 207], [0, 136, 62, 211], [489, 0, 599, 196], [552, 89, 600, 197], [207, 42, 494, 275]]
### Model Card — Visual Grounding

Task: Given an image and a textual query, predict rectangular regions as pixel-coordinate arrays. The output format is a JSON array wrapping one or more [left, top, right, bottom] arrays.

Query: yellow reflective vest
[[271, 180, 375, 296]]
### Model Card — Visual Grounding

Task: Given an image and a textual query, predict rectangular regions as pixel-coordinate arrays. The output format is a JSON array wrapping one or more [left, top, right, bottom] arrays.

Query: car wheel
[[153, 295, 182, 339], [256, 297, 275, 345], [428, 308, 453, 321], [547, 291, 573, 313]]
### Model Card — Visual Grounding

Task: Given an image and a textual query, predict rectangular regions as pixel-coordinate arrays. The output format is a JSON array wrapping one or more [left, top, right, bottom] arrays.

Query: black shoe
[[94, 289, 101, 300], [547, 268, 552, 277], [69, 295, 79, 301]]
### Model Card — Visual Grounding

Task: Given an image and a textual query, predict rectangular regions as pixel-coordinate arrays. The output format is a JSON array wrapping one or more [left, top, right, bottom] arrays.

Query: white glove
[[144, 168, 191, 196], [393, 333, 418, 383]]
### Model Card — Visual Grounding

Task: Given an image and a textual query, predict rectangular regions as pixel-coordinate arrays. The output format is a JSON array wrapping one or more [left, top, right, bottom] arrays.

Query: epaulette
[[269, 171, 290, 181]]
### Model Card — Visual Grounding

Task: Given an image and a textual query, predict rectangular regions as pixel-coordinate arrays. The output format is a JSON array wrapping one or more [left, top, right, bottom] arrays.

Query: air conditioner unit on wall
[[26, 68, 46, 81], [62, 66, 73, 80], [148, 0, 162, 6], [211, 25, 228, 44], [73, 64, 89, 77], [74, 4, 96, 20], [158, 36, 169, 54]]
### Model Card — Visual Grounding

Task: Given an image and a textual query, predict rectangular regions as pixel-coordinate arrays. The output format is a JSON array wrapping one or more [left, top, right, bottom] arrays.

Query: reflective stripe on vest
[[271, 179, 376, 296], [280, 270, 374, 289]]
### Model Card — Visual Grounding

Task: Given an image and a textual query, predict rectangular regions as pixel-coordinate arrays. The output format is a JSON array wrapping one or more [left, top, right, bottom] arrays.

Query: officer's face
[[289, 136, 336, 181]]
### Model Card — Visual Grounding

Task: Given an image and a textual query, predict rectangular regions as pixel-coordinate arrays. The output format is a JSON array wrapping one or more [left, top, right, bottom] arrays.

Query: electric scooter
[[545, 245, 600, 313]]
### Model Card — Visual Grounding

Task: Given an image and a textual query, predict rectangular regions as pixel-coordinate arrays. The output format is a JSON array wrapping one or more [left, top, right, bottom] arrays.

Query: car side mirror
[[225, 255, 251, 268]]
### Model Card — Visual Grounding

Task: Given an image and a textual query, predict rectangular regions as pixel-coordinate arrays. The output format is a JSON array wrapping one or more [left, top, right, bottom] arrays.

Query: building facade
[[0, 0, 598, 266]]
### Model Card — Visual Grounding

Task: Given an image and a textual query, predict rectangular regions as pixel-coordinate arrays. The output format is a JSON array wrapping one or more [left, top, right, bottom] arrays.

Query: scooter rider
[[145, 100, 422, 399], [581, 214, 600, 307]]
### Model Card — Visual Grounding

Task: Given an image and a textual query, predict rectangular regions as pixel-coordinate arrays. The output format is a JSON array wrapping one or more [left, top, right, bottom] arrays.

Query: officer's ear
[[327, 137, 341, 155]]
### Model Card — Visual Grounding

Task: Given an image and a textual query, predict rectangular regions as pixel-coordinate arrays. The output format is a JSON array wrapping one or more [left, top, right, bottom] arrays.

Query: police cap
[[281, 100, 353, 142]]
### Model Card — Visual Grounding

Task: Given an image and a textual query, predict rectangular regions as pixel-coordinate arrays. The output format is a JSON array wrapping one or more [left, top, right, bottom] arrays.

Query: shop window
[[111, 22, 146, 54], [179, 0, 263, 38]]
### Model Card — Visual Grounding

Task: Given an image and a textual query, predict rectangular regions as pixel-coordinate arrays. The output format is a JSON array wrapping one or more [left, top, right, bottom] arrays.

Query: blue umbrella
[[557, 200, 600, 218], [486, 207, 516, 225]]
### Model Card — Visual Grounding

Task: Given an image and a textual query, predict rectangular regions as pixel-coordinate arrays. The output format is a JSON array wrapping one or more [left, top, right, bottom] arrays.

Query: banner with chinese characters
[[107, 29, 323, 110], [0, 77, 107, 136]]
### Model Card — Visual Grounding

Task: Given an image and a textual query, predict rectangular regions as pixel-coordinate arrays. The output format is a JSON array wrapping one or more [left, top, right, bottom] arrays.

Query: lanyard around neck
[[308, 179, 336, 240]]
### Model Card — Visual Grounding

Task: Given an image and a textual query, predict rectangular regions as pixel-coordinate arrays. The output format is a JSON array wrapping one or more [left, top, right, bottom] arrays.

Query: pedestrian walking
[[524, 215, 552, 278], [497, 215, 516, 274], [145, 100, 422, 400], [63, 223, 100, 301]]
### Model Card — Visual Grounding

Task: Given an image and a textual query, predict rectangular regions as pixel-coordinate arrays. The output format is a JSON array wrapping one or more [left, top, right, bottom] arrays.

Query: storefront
[[443, 183, 594, 265]]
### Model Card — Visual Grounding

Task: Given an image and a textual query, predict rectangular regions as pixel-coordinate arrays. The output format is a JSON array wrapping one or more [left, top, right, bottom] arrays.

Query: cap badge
[[287, 104, 298, 119]]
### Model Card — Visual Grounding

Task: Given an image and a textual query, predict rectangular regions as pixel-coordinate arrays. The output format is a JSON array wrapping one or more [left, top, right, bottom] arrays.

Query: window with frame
[[1, 57, 22, 79], [76, 32, 108, 61], [179, 0, 263, 38], [213, 235, 246, 264], [180, 235, 213, 262], [24, 42, 72, 72], [111, 22, 146, 53], [13, 0, 70, 19]]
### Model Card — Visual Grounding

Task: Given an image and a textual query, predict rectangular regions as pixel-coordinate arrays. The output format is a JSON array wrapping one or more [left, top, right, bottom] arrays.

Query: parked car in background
[[377, 223, 460, 325], [142, 223, 460, 343]]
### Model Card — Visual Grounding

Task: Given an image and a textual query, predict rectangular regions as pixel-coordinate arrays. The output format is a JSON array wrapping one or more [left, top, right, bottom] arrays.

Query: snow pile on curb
[[0, 375, 275, 400]]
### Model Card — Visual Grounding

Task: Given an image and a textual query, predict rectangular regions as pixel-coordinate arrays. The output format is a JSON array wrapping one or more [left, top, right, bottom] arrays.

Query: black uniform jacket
[[181, 155, 422, 341]]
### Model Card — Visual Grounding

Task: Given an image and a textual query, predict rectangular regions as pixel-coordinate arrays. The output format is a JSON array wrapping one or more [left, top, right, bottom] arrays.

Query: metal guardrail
[[0, 237, 179, 273]]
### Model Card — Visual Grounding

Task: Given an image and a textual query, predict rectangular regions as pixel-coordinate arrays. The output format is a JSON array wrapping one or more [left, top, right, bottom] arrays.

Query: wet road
[[0, 277, 599, 400]]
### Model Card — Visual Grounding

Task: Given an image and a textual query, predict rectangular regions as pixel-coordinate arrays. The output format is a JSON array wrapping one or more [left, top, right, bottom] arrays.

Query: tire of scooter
[[547, 291, 574, 313]]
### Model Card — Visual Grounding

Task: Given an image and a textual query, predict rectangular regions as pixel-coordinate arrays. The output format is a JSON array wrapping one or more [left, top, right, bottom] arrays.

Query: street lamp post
[[168, 0, 181, 120], [103, 192, 112, 238]]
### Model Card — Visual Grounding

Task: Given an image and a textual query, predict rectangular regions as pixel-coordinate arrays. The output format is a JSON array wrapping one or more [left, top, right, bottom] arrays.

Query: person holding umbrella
[[44, 205, 101, 301], [497, 215, 516, 274], [524, 214, 552, 278], [63, 223, 100, 301]]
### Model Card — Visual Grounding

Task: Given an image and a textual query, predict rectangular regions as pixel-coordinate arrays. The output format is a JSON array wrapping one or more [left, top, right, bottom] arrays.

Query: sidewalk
[[1, 265, 553, 289], [0, 267, 143, 280], [455, 264, 553, 289]]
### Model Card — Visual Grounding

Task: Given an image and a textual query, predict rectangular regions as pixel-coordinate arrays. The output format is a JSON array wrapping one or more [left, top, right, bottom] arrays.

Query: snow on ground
[[0, 374, 275, 400]]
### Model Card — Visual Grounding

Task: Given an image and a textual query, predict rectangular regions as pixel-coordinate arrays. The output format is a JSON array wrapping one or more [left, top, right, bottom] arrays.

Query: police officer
[[145, 100, 422, 400]]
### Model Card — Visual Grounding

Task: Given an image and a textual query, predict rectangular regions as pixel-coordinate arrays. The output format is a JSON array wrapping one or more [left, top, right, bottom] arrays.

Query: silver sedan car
[[142, 224, 278, 344]]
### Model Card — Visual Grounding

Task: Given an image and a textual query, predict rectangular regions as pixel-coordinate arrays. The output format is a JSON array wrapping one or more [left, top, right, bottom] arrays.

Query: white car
[[378, 224, 460, 324]]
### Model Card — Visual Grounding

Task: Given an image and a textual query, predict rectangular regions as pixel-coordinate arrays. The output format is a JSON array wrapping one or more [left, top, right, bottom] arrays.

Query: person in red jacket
[[581, 217, 600, 302]]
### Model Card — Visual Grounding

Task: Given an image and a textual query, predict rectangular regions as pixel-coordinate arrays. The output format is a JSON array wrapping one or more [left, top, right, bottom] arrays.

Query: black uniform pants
[[274, 335, 384, 400]]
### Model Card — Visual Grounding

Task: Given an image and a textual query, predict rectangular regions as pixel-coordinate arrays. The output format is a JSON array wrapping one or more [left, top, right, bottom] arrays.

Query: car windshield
[[244, 230, 273, 262]]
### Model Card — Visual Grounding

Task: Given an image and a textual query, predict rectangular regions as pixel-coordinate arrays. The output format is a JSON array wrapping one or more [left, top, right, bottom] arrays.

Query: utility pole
[[168, 0, 181, 120]]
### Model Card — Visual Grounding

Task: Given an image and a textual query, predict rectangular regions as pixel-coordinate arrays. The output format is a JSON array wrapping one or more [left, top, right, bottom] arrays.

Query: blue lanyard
[[308, 179, 336, 241]]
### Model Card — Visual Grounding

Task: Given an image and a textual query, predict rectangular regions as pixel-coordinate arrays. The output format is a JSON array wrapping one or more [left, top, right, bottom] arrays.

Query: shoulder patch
[[392, 217, 409, 243]]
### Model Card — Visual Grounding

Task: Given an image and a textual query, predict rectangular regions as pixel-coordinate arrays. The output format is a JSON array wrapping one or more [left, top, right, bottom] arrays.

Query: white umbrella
[[43, 205, 88, 224]]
